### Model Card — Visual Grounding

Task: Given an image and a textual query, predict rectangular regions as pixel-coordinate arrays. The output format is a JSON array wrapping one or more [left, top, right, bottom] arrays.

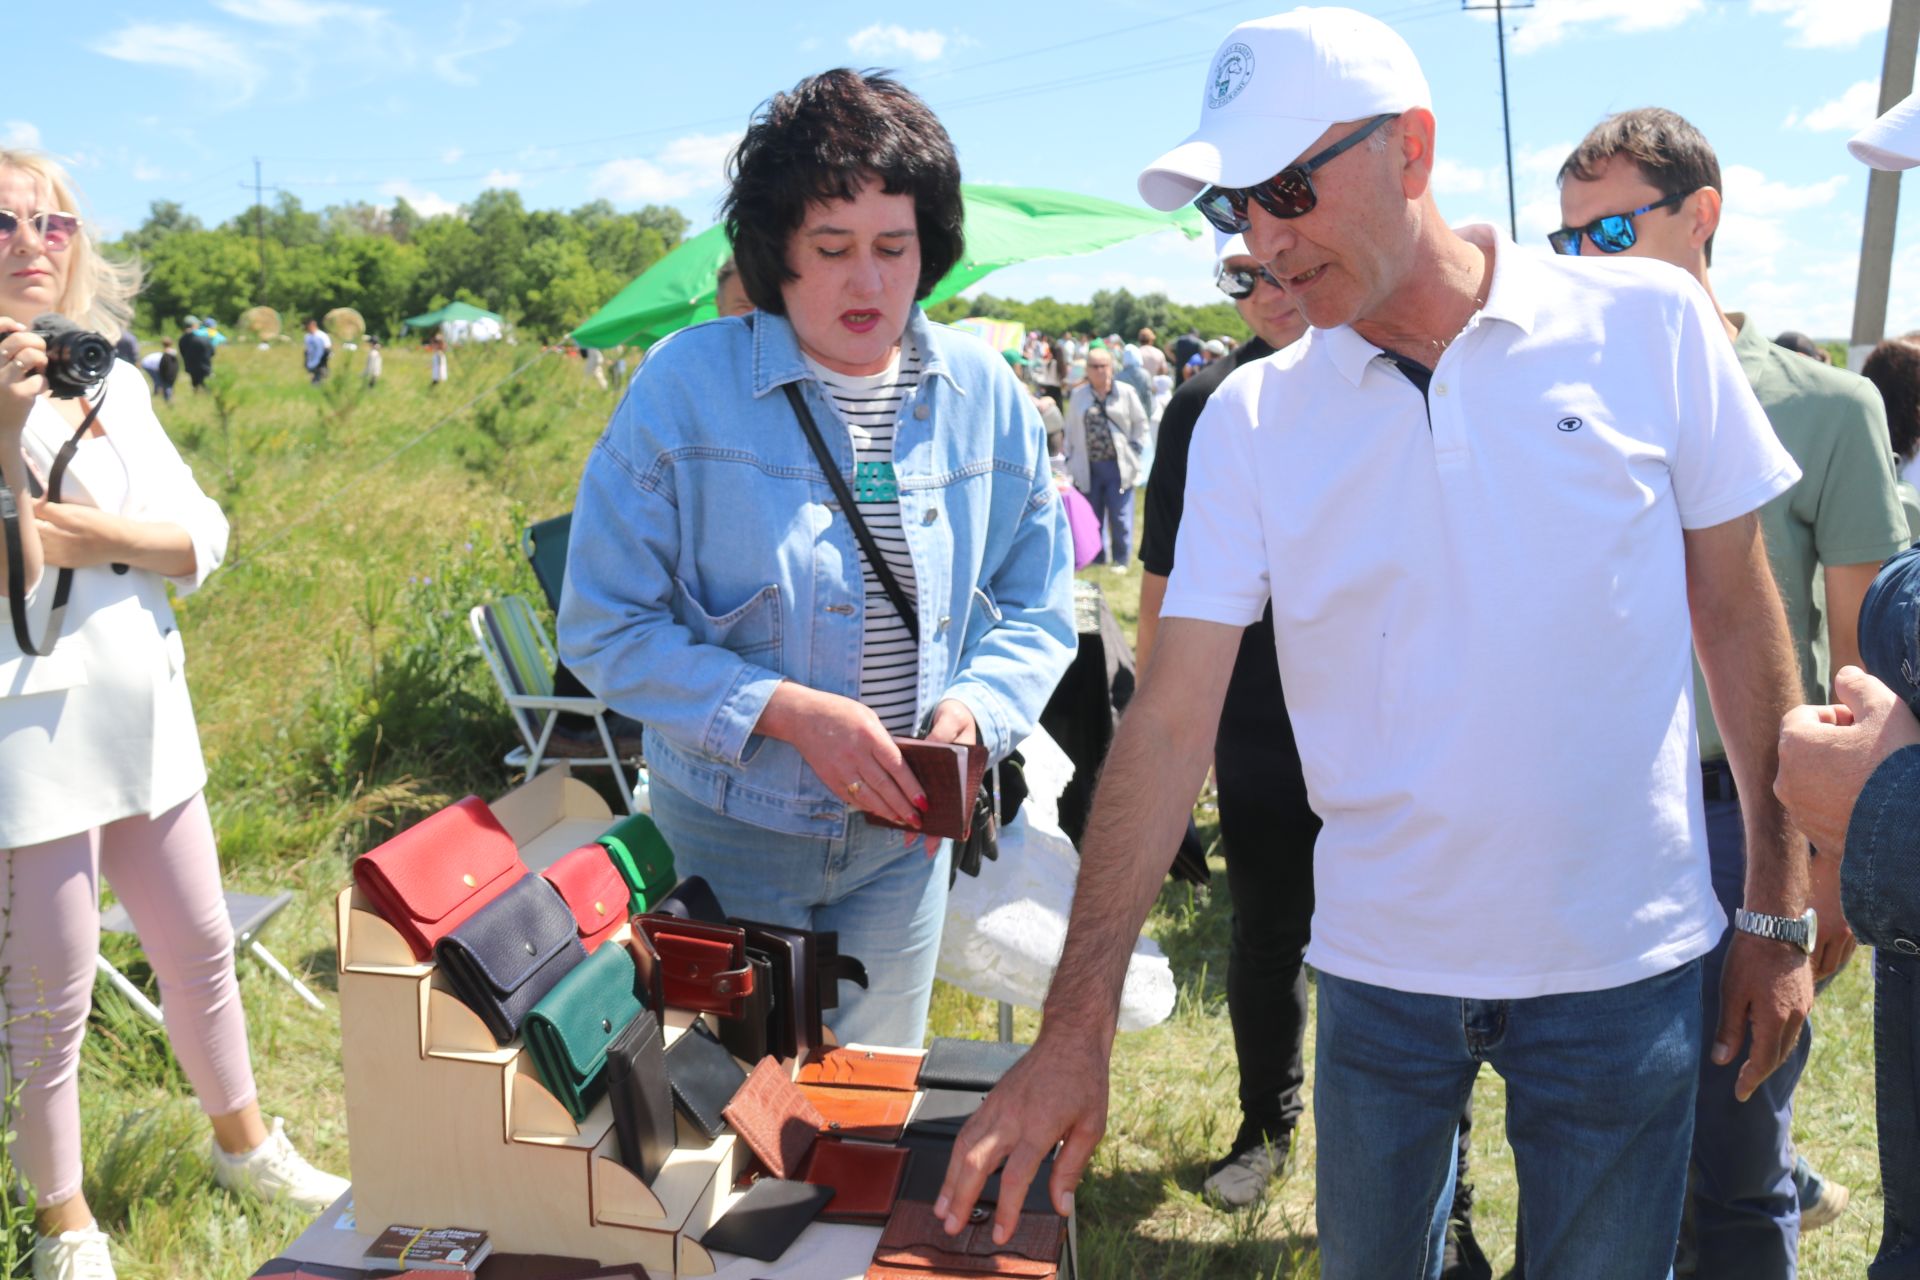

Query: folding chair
[[521, 512, 573, 612], [94, 890, 325, 1023], [470, 595, 639, 813]]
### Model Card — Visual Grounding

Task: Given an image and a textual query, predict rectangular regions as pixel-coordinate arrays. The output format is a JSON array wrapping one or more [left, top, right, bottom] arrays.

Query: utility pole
[[1851, 0, 1920, 365], [238, 159, 288, 306], [1461, 0, 1535, 242]]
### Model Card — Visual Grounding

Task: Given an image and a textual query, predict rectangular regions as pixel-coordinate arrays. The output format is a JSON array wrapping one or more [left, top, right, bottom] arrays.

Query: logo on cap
[[1209, 43, 1255, 109]]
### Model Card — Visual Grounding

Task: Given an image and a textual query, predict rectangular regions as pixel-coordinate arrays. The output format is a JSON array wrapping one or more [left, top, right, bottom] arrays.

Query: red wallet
[[803, 1138, 911, 1224], [541, 844, 627, 953], [637, 915, 755, 1017], [722, 1056, 824, 1180], [351, 796, 526, 961], [798, 1047, 923, 1091]]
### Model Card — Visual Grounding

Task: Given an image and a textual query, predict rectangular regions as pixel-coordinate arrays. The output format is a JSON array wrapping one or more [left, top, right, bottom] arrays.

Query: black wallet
[[434, 873, 587, 1043], [649, 875, 729, 925], [664, 1018, 747, 1142], [906, 1088, 984, 1137], [605, 1008, 673, 1184], [697, 1178, 832, 1261], [897, 1130, 1058, 1215], [919, 1037, 1030, 1091], [716, 948, 775, 1063]]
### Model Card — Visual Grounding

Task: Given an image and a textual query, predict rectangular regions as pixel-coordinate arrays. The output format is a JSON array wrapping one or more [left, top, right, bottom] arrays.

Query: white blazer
[[0, 361, 229, 849]]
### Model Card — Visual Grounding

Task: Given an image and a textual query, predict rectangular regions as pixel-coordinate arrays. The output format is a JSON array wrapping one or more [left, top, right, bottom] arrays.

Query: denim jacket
[[558, 306, 1076, 839]]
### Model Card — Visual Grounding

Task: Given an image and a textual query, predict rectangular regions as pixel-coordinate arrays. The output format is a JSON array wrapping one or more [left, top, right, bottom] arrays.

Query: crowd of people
[[4, 6, 1920, 1279]]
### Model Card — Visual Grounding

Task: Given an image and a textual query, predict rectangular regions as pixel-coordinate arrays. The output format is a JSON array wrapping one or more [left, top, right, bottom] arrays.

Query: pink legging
[[1, 793, 257, 1207]]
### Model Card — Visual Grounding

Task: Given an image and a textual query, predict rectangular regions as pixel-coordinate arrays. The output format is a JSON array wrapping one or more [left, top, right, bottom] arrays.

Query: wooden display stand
[[335, 767, 742, 1276]]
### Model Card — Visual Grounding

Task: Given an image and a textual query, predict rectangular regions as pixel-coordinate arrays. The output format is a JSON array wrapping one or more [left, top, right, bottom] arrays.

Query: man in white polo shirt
[[935, 10, 1815, 1277]]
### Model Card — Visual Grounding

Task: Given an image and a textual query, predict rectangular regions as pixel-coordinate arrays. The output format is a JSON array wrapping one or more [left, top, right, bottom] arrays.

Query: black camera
[[29, 313, 115, 400]]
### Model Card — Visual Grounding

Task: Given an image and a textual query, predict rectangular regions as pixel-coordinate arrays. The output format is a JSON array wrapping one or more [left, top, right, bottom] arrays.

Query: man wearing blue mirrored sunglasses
[[1560, 108, 1910, 1280]]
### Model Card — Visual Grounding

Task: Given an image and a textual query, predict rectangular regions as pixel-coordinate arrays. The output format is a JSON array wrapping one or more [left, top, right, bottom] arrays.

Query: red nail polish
[[913, 794, 930, 813]]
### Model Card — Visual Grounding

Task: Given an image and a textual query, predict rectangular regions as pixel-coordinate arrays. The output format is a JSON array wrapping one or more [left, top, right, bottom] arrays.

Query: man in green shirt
[[1559, 109, 1909, 1278]]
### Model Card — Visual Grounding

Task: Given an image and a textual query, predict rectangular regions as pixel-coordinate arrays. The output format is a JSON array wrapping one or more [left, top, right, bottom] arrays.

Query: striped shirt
[[803, 341, 924, 736]]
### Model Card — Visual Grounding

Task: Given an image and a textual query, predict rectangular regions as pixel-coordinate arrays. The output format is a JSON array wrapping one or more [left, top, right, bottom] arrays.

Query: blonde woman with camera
[[0, 150, 344, 1280]]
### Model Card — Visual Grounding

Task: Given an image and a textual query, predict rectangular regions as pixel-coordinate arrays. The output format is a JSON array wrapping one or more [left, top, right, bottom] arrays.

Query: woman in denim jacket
[[559, 70, 1076, 1048]]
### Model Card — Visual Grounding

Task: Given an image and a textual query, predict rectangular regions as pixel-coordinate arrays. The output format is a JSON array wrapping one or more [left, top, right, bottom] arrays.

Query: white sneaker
[[32, 1221, 115, 1280], [210, 1116, 350, 1211]]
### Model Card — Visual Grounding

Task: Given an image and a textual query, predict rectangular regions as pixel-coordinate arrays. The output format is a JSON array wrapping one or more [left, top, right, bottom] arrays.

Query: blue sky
[[7, 0, 1907, 337]]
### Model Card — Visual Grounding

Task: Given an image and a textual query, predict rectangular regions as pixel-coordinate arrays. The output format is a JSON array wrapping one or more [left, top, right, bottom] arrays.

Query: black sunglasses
[[1194, 114, 1400, 235], [1215, 261, 1284, 300], [1547, 191, 1690, 256]]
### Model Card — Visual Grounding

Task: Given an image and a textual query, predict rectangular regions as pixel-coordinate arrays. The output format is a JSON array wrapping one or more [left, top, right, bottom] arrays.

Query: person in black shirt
[[1137, 233, 1312, 1208]]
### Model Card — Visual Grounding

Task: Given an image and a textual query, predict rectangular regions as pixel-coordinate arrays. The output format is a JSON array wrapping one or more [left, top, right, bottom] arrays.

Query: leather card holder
[[664, 1017, 747, 1142], [637, 915, 754, 1017], [697, 1177, 832, 1262], [540, 843, 628, 953], [352, 795, 526, 961], [800, 1083, 915, 1142], [868, 739, 990, 841], [648, 874, 728, 925], [898, 1132, 1058, 1217], [722, 1055, 824, 1181], [605, 1007, 673, 1184], [920, 1038, 1030, 1092], [799, 1047, 923, 1091], [869, 1201, 1063, 1278], [906, 1088, 984, 1137], [434, 872, 586, 1043], [802, 1138, 910, 1223]]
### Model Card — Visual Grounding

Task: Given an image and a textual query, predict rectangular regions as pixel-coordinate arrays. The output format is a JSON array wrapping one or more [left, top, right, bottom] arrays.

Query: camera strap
[[4, 387, 105, 657]]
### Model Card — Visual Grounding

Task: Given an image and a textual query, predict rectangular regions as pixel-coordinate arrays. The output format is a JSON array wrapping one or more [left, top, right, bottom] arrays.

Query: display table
[[293, 765, 1076, 1279]]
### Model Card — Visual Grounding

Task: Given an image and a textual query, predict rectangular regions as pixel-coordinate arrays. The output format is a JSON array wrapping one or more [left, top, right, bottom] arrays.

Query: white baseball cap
[[1214, 228, 1250, 262], [1850, 89, 1920, 170], [1138, 7, 1432, 212]]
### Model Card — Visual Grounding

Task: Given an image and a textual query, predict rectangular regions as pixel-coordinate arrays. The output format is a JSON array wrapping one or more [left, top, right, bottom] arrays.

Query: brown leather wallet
[[802, 1139, 910, 1224], [798, 1047, 923, 1091], [636, 915, 755, 1017], [866, 1201, 1063, 1278], [800, 1083, 916, 1142], [722, 1056, 824, 1181]]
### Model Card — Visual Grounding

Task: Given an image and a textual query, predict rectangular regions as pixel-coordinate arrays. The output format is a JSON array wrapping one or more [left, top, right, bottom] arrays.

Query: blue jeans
[[648, 776, 949, 1048], [1686, 788, 1809, 1278], [1315, 960, 1702, 1280], [1872, 944, 1920, 1279], [1084, 458, 1132, 566]]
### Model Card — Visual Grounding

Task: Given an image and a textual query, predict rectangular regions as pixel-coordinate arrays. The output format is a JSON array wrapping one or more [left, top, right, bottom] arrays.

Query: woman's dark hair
[[723, 69, 964, 316], [1863, 335, 1920, 463]]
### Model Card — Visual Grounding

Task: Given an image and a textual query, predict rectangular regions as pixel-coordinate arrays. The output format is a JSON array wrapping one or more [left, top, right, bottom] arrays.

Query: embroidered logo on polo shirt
[[1210, 44, 1255, 108], [1557, 416, 1584, 433]]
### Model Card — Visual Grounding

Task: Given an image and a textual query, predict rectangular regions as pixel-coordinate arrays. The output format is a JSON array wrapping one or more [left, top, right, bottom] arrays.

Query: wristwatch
[[1734, 907, 1818, 956]]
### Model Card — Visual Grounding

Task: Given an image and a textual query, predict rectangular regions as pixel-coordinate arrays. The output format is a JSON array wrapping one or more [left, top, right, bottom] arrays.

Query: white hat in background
[[1214, 228, 1250, 262], [1851, 90, 1920, 170], [1138, 7, 1432, 211]]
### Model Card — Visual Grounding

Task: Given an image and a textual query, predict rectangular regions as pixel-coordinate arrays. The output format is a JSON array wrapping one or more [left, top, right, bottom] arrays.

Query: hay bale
[[324, 307, 366, 341], [238, 306, 281, 340]]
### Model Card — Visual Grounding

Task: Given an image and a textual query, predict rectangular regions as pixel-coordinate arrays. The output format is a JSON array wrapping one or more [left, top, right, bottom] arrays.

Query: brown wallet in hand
[[797, 1047, 923, 1091], [800, 1083, 916, 1142], [867, 738, 990, 841], [866, 1201, 1064, 1279]]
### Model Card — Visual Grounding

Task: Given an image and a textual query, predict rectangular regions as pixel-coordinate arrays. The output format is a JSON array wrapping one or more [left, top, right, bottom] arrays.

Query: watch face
[[1802, 907, 1818, 957]]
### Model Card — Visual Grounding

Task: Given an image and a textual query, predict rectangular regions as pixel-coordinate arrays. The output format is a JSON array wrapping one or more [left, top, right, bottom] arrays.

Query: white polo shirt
[[1164, 226, 1799, 999]]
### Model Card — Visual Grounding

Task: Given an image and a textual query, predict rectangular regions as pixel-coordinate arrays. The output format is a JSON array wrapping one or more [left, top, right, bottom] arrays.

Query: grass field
[[12, 340, 1887, 1277]]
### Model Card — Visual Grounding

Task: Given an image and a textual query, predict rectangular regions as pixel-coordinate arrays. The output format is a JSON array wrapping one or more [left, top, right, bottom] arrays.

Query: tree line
[[113, 190, 688, 341], [927, 288, 1251, 346]]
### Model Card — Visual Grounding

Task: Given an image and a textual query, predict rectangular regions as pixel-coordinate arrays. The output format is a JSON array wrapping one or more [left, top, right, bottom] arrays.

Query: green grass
[[14, 345, 1883, 1276]]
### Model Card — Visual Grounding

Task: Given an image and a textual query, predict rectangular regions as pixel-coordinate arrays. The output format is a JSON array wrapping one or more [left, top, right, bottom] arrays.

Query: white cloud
[[90, 23, 265, 105], [1509, 0, 1705, 54], [1751, 0, 1888, 47], [442, 147, 464, 165], [1, 121, 39, 149], [482, 169, 523, 188], [210, 0, 385, 27], [1722, 163, 1848, 214], [1432, 157, 1494, 197], [847, 23, 947, 62], [433, 8, 520, 86], [381, 181, 459, 219], [590, 132, 742, 204], [1786, 79, 1882, 132]]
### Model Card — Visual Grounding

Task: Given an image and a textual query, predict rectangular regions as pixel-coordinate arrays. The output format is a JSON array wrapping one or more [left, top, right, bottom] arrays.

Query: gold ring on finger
[[846, 779, 863, 798]]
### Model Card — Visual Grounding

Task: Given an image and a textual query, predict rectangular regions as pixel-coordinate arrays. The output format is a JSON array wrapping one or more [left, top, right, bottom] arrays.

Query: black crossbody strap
[[5, 389, 105, 656], [782, 381, 920, 643]]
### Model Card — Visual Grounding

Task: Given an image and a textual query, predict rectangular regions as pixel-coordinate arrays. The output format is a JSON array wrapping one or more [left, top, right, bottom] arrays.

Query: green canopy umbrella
[[570, 184, 1204, 350], [403, 300, 506, 329]]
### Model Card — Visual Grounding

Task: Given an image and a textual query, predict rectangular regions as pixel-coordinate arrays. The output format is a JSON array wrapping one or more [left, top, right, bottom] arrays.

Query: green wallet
[[523, 941, 644, 1121], [596, 813, 676, 915]]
